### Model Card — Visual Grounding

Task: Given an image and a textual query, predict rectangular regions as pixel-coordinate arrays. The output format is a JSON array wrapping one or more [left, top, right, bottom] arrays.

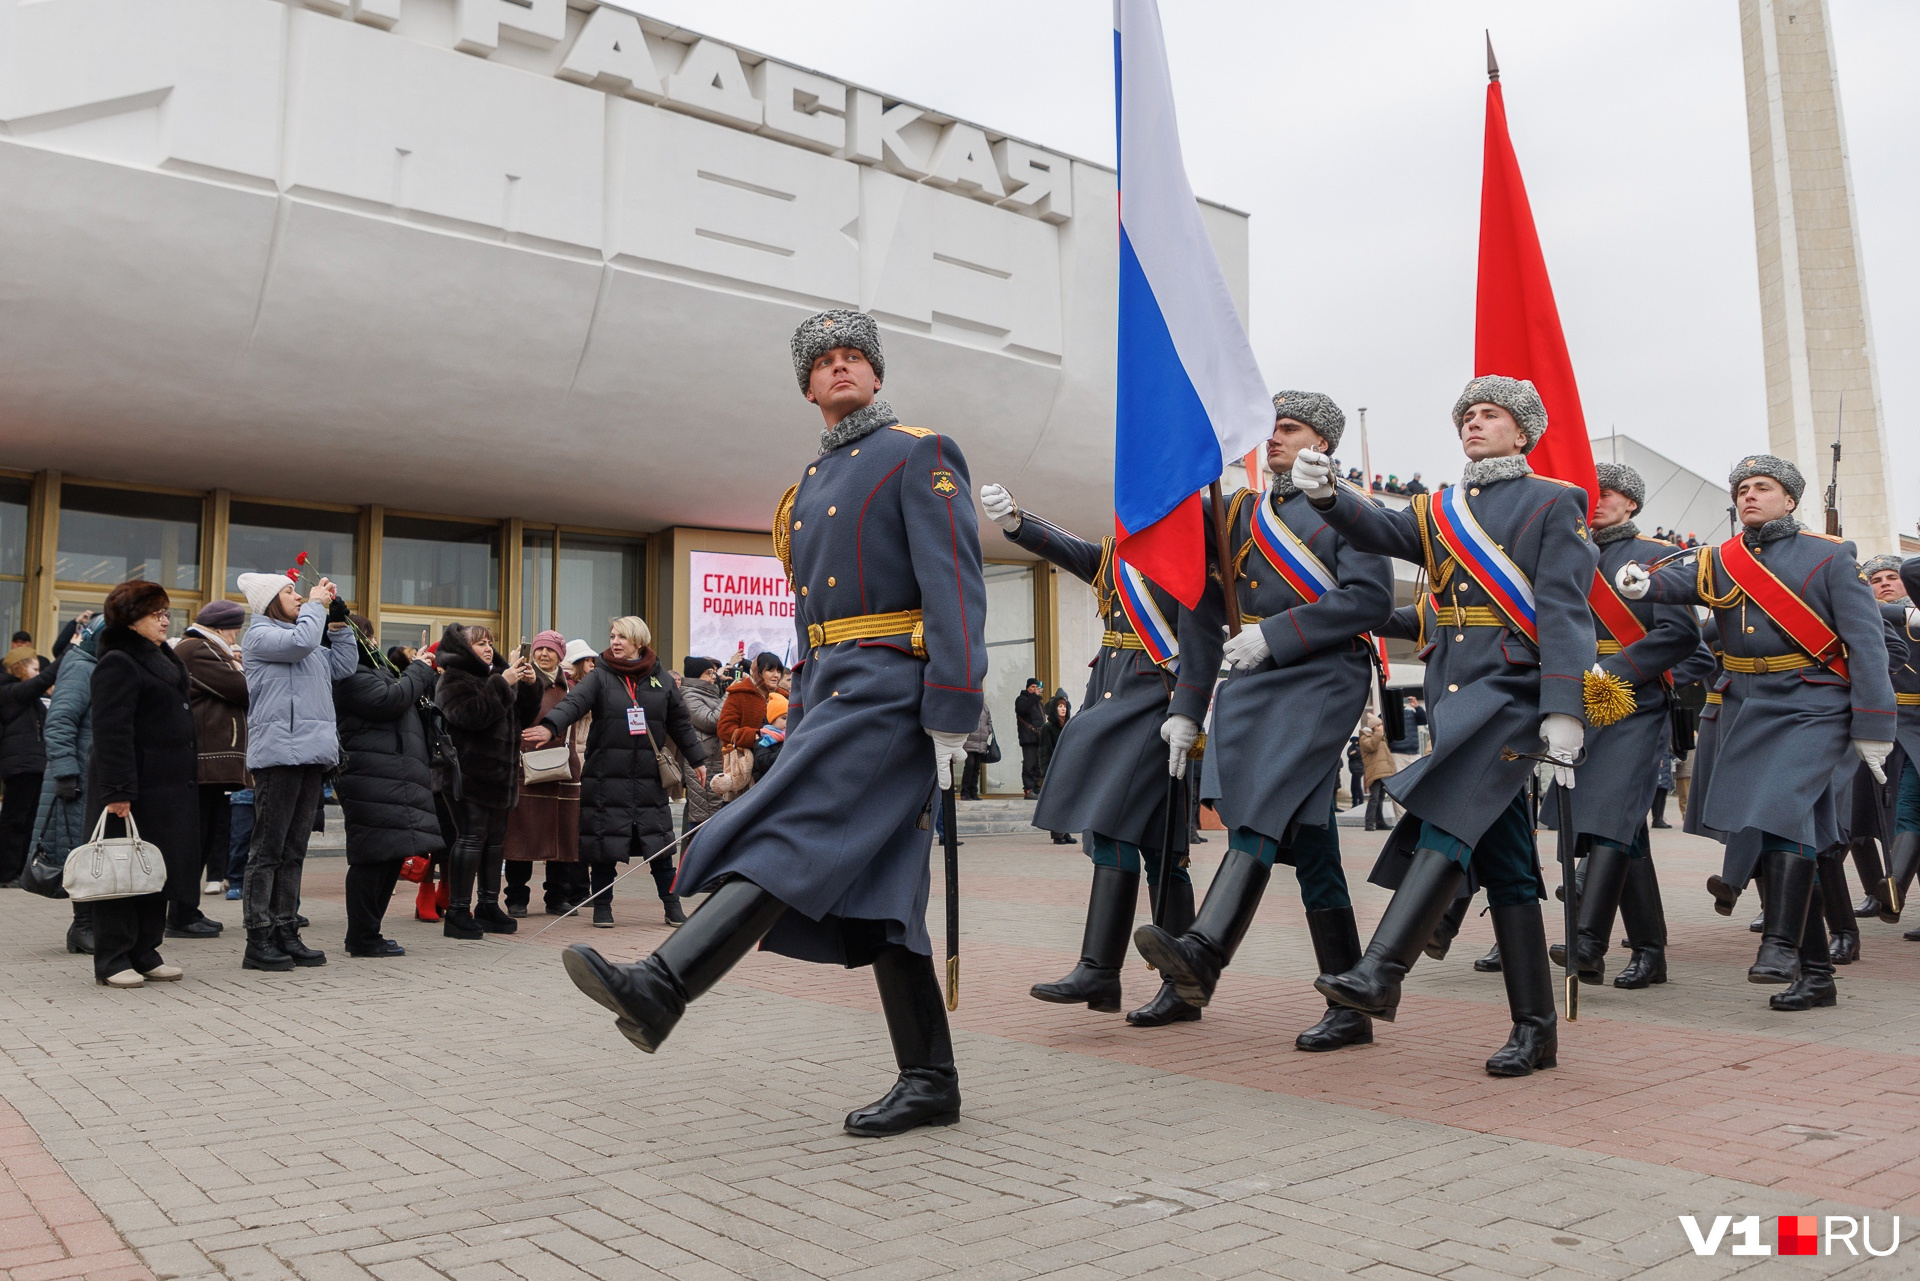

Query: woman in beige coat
[[1357, 712, 1397, 832]]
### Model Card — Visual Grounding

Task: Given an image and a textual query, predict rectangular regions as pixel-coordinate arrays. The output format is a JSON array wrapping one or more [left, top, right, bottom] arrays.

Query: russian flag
[[1114, 0, 1271, 607]]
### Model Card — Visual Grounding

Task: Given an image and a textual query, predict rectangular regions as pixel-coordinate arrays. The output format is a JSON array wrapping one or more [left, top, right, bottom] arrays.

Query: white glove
[[928, 729, 970, 791], [1222, 625, 1271, 671], [1855, 738, 1893, 785], [1540, 713, 1584, 790], [1160, 713, 1200, 779], [1615, 562, 1651, 600], [1291, 448, 1335, 502], [979, 483, 1022, 532]]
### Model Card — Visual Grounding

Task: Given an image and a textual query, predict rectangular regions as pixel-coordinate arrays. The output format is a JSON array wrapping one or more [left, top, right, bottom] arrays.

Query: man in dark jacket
[[0, 642, 57, 884], [333, 620, 443, 957], [1014, 678, 1044, 798]]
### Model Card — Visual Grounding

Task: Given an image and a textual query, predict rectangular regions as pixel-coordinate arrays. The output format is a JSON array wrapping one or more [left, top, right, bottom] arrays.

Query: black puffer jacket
[[433, 625, 541, 809], [538, 650, 705, 863], [87, 626, 199, 904], [333, 647, 443, 865], [0, 665, 56, 779]]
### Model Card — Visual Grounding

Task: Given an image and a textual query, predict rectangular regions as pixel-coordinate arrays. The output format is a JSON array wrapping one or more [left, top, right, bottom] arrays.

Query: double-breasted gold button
[[800, 586, 808, 596], [808, 466, 817, 475], [851, 448, 860, 456], [1448, 683, 1459, 692], [793, 520, 802, 530], [1470, 487, 1481, 496], [828, 506, 837, 516], [827, 576, 836, 587]]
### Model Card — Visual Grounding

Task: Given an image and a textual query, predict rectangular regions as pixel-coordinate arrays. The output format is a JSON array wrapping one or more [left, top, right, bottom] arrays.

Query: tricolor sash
[[1716, 534, 1850, 681], [1587, 569, 1648, 648], [1250, 492, 1336, 604], [1114, 556, 1179, 673], [1427, 483, 1538, 643]]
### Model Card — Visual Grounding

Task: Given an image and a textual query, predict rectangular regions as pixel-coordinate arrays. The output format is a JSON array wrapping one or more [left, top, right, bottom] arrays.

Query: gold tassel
[[1583, 668, 1637, 728]]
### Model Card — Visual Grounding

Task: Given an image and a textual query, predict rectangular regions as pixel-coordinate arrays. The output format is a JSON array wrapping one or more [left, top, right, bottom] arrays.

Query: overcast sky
[[638, 1, 1917, 535]]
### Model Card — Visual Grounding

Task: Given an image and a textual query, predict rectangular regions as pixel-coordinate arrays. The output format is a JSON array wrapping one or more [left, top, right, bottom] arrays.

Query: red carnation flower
[[296, 552, 310, 566]]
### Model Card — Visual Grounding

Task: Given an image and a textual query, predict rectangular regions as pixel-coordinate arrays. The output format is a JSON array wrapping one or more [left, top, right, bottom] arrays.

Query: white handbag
[[62, 811, 169, 902], [521, 744, 574, 785]]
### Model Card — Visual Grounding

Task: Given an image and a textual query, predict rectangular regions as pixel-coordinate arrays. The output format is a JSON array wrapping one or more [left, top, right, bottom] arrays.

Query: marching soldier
[[1888, 558, 1920, 938], [977, 484, 1200, 1027], [557, 311, 988, 1136], [1855, 555, 1918, 926], [1546, 463, 1698, 990], [1617, 455, 1894, 1011], [1132, 392, 1395, 1052], [1291, 375, 1598, 1077]]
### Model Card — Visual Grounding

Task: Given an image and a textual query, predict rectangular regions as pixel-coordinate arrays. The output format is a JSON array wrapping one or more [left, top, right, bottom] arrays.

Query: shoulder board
[[1800, 530, 1845, 543], [1528, 474, 1581, 490], [888, 424, 935, 439]]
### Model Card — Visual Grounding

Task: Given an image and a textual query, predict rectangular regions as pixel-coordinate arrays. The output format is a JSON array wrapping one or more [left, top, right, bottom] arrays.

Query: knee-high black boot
[[1426, 893, 1469, 961], [1816, 852, 1859, 964], [1850, 837, 1894, 920], [845, 945, 962, 1136], [442, 832, 484, 939], [1770, 898, 1836, 1011], [1749, 851, 1816, 984], [1132, 848, 1270, 1008], [66, 901, 94, 955], [562, 879, 788, 1052], [1314, 847, 1464, 1021], [1649, 788, 1671, 828], [1614, 856, 1668, 988], [1548, 842, 1629, 984], [1127, 876, 1201, 1026], [1031, 866, 1138, 1013], [1295, 908, 1372, 1051], [1889, 831, 1920, 926], [1485, 904, 1558, 1077]]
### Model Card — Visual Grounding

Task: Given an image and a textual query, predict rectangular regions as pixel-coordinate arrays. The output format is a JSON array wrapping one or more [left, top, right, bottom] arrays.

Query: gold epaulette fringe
[[772, 483, 799, 583]]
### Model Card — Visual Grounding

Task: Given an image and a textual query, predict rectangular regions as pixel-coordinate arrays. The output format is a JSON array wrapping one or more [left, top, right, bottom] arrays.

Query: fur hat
[[195, 599, 246, 629], [1452, 375, 1547, 453], [791, 309, 884, 392], [1861, 554, 1903, 578], [531, 630, 567, 659], [1728, 453, 1805, 503], [1593, 462, 1645, 511], [102, 579, 170, 629], [1270, 391, 1345, 452], [237, 572, 289, 617]]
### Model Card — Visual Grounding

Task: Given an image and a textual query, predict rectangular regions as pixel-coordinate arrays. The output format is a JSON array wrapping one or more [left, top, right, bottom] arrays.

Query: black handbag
[[981, 732, 1002, 765], [21, 799, 70, 899]]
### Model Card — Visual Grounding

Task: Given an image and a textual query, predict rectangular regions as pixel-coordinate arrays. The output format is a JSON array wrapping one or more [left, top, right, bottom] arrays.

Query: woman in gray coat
[[35, 615, 104, 955]]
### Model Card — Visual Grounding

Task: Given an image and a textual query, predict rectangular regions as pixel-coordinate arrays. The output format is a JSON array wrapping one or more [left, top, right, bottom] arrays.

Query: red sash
[[1717, 534, 1850, 681], [1588, 570, 1649, 647]]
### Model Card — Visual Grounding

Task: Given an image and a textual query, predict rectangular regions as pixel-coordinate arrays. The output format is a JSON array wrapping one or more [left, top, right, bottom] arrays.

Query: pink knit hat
[[531, 630, 567, 658]]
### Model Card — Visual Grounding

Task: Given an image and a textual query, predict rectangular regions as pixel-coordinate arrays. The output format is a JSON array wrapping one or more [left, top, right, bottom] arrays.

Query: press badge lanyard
[[621, 676, 648, 737]]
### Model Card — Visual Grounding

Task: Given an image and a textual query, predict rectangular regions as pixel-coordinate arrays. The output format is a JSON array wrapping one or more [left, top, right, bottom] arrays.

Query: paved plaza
[[0, 823, 1915, 1280]]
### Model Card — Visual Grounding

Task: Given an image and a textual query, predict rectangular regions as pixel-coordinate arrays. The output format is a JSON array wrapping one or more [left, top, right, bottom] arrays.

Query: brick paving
[[0, 824, 1911, 1279]]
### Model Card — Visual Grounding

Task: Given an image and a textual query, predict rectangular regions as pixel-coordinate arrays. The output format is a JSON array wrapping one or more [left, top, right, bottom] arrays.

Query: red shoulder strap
[[1588, 569, 1649, 648], [1717, 535, 1850, 681]]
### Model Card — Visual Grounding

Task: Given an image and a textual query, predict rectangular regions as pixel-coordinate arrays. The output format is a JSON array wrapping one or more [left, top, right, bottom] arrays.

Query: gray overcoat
[[1173, 484, 1394, 841], [1316, 471, 1599, 845], [1640, 526, 1894, 850], [678, 413, 987, 967]]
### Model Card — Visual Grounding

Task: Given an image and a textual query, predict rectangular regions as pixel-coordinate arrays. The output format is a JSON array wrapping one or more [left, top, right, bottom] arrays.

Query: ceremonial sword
[[943, 784, 960, 1011]]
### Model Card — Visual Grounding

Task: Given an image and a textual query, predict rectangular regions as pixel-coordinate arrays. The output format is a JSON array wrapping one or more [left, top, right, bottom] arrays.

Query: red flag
[[1475, 71, 1598, 520]]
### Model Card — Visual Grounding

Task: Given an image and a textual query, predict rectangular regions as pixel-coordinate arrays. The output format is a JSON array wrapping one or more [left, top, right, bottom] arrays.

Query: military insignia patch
[[930, 469, 959, 498]]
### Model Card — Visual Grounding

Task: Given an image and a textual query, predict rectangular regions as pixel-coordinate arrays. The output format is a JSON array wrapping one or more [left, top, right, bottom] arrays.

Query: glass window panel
[[57, 485, 201, 590], [0, 582, 20, 644], [980, 564, 1036, 796], [227, 502, 360, 603], [0, 478, 29, 577], [381, 517, 499, 611], [522, 530, 554, 636], [556, 534, 642, 646]]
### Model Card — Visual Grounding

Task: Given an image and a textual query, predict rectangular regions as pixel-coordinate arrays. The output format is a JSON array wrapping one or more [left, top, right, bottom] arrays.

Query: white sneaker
[[140, 964, 184, 982], [100, 970, 144, 988], [204, 881, 223, 895]]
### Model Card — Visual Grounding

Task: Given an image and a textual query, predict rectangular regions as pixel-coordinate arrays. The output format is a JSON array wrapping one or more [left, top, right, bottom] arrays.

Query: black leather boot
[[473, 847, 517, 933], [1850, 837, 1892, 920], [1132, 848, 1270, 1008], [442, 831, 484, 939], [1127, 876, 1200, 1027], [242, 927, 294, 972], [563, 879, 787, 1053], [1485, 904, 1558, 1077], [845, 945, 962, 1136], [1706, 874, 1740, 916], [1886, 832, 1919, 924], [1749, 851, 1815, 984], [66, 903, 94, 955], [1770, 901, 1836, 1011], [1472, 942, 1502, 972], [1314, 846, 1464, 1021], [1296, 907, 1372, 1051], [274, 925, 327, 967], [1426, 894, 1468, 961], [1614, 855, 1668, 988], [1816, 852, 1859, 965], [1548, 842, 1629, 985], [1031, 866, 1137, 1013]]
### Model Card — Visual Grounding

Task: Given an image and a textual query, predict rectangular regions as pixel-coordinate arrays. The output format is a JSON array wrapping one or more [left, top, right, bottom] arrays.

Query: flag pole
[[1209, 480, 1242, 637]]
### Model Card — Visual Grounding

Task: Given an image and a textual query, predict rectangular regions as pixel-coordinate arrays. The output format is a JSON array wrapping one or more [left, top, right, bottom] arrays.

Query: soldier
[[1290, 375, 1597, 1077], [1545, 463, 1698, 990], [557, 311, 988, 1136], [1889, 558, 1920, 938], [1617, 455, 1894, 1012], [977, 484, 1200, 1027], [1854, 555, 1917, 924], [1130, 392, 1395, 1052]]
